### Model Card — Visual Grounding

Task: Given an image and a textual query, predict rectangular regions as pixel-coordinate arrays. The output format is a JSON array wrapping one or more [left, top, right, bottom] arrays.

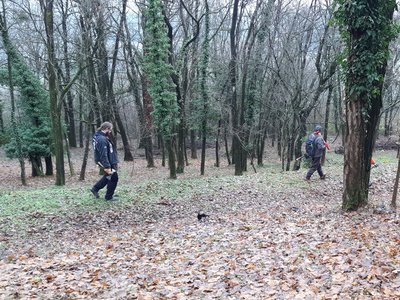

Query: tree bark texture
[[342, 2, 395, 211], [43, 0, 65, 186]]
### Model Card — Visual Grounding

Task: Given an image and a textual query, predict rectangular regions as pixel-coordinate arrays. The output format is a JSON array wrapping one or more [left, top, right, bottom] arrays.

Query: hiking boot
[[90, 188, 99, 199], [105, 196, 119, 201], [320, 174, 326, 180], [304, 177, 311, 182]]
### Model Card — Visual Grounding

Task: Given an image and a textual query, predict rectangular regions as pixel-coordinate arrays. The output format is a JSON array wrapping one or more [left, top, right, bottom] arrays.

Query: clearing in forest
[[0, 149, 399, 299]]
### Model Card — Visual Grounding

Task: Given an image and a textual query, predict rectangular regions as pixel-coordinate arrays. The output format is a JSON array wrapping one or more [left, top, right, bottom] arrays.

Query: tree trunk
[[64, 132, 74, 176], [142, 77, 155, 167], [159, 134, 166, 167], [31, 156, 43, 177], [60, 0, 77, 148], [108, 0, 133, 161], [43, 0, 65, 186], [163, 12, 185, 174], [257, 127, 266, 166], [391, 145, 400, 209], [215, 119, 222, 168], [229, 0, 241, 175], [79, 115, 92, 181], [124, 11, 154, 167], [44, 155, 53, 176], [93, 2, 111, 122], [224, 125, 231, 165], [321, 83, 333, 165], [79, 93, 84, 148], [0, 4, 26, 185], [341, 2, 395, 211], [343, 99, 369, 210], [190, 129, 197, 159], [166, 138, 176, 179], [200, 0, 210, 175], [333, 72, 342, 138]]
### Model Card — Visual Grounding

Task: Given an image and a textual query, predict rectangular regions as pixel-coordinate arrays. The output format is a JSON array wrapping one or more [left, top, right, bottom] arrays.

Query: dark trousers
[[306, 156, 324, 179], [93, 169, 119, 200]]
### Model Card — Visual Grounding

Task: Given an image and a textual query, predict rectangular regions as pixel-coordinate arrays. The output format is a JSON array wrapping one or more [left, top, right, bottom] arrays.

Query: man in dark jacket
[[305, 125, 327, 181], [91, 122, 119, 200]]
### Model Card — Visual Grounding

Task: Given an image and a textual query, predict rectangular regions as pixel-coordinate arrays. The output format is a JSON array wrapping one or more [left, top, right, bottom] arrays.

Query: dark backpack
[[305, 134, 317, 157]]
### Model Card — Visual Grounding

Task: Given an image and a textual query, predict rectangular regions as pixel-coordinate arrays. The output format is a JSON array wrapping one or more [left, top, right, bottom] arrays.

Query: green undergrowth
[[0, 151, 396, 230]]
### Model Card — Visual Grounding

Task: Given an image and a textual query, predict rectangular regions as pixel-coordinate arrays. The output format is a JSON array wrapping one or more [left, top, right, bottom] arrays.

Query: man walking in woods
[[305, 125, 328, 181], [91, 122, 119, 201]]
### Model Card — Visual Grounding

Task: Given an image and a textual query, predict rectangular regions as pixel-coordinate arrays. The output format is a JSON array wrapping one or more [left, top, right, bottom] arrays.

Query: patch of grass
[[1, 150, 396, 231], [1, 163, 298, 230], [374, 150, 397, 164]]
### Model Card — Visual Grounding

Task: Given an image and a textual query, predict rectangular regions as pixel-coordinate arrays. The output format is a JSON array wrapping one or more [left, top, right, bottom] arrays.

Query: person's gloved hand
[[104, 168, 112, 175]]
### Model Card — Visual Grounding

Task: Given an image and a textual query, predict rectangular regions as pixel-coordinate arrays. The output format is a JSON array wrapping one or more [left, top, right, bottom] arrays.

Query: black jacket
[[92, 131, 118, 168]]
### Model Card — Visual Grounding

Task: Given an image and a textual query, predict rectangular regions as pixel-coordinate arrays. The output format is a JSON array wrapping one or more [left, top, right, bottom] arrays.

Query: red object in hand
[[370, 158, 375, 165], [324, 141, 330, 150]]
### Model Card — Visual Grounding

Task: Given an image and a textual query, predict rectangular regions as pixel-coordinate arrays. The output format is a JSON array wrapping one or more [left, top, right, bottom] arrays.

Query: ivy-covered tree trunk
[[1, 2, 52, 179], [141, 76, 155, 168], [229, 0, 242, 175], [144, 0, 178, 179], [163, 11, 185, 174], [0, 1, 26, 185], [335, 0, 397, 211], [200, 0, 209, 176]]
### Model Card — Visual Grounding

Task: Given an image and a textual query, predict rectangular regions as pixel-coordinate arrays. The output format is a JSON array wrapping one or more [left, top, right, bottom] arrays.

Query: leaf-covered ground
[[0, 148, 399, 299]]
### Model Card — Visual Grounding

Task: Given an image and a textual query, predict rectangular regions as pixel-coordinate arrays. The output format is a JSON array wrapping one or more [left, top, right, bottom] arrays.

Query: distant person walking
[[91, 122, 119, 201], [305, 125, 328, 181]]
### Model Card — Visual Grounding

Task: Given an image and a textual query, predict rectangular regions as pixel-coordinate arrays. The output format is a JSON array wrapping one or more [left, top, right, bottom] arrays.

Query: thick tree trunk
[[166, 138, 176, 179], [190, 129, 197, 159], [341, 2, 395, 211], [31, 156, 43, 177], [343, 99, 369, 210], [44, 155, 53, 176], [43, 0, 65, 186]]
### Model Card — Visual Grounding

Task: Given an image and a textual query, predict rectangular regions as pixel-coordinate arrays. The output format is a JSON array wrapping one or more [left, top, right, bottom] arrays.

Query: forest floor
[[0, 146, 399, 299]]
